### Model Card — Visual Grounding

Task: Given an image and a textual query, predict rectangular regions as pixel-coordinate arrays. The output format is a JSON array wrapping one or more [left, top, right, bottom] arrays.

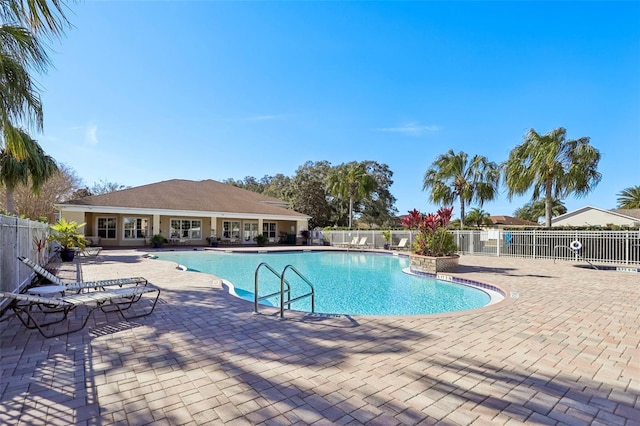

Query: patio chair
[[336, 236, 358, 248], [79, 246, 102, 257], [0, 285, 161, 338], [356, 237, 369, 248], [18, 256, 148, 292], [391, 238, 409, 250]]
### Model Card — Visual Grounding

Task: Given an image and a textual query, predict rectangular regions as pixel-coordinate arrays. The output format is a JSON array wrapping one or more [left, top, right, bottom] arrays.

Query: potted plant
[[401, 207, 459, 274], [381, 230, 392, 250], [206, 232, 220, 247], [48, 218, 88, 262], [254, 234, 269, 247], [151, 234, 167, 248], [33, 233, 47, 265]]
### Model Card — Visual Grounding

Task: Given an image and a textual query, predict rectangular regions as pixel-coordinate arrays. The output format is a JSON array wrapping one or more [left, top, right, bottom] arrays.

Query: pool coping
[[153, 248, 513, 317]]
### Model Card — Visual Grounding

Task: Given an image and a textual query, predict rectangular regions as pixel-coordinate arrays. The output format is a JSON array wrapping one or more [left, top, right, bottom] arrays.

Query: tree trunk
[[348, 197, 353, 228], [459, 199, 465, 229], [545, 179, 553, 228], [5, 187, 15, 214]]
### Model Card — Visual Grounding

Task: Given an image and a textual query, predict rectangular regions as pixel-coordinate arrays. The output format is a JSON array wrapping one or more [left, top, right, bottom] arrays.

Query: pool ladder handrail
[[254, 262, 315, 319], [553, 244, 598, 270], [254, 262, 291, 314]]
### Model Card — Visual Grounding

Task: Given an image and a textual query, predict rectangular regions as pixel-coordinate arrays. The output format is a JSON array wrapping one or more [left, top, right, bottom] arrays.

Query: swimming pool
[[154, 251, 495, 316]]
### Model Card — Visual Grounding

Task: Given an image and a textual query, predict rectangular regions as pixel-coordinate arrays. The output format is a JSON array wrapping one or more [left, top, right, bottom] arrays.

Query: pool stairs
[[253, 262, 316, 319]]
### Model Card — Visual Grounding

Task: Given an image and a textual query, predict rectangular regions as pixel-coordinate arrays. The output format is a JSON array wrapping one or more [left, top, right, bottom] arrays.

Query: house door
[[243, 221, 259, 244]]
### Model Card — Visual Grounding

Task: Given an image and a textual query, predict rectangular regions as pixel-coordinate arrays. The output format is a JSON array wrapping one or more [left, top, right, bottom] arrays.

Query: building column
[[210, 216, 218, 238], [153, 215, 160, 235]]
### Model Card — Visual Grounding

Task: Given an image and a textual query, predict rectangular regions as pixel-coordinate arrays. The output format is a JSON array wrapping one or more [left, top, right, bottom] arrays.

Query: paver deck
[[1, 248, 638, 425]]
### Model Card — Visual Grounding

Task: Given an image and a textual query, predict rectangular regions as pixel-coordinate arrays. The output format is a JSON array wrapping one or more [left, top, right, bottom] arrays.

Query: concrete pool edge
[[402, 267, 506, 306], [151, 249, 514, 317]]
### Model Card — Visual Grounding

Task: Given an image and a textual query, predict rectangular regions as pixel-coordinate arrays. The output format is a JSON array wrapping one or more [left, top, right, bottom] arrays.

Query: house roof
[[610, 208, 640, 220], [488, 216, 540, 226], [552, 206, 640, 223], [59, 179, 309, 218]]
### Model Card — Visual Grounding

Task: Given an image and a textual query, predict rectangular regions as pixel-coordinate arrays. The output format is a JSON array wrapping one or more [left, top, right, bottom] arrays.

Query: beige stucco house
[[551, 206, 640, 227], [55, 179, 310, 247]]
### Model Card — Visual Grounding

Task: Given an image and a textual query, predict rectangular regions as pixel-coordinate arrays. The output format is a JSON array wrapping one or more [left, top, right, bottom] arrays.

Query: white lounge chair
[[18, 256, 148, 292], [0, 285, 160, 338], [356, 237, 369, 248], [336, 236, 359, 248], [391, 238, 409, 250]]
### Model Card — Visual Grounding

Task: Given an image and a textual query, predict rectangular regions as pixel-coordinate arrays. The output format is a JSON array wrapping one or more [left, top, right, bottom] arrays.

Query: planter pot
[[153, 242, 163, 249], [409, 253, 460, 274], [60, 248, 76, 262]]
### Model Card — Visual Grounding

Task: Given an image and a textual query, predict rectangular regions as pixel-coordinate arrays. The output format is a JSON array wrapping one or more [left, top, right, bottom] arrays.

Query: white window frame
[[96, 216, 117, 240], [222, 221, 241, 240], [123, 217, 149, 240], [170, 218, 202, 240], [263, 222, 277, 240]]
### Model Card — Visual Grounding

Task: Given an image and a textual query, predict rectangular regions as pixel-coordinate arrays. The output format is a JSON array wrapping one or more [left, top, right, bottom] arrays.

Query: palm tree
[[328, 162, 377, 228], [0, 1, 71, 211], [503, 127, 601, 228], [423, 150, 500, 229], [514, 198, 566, 223], [0, 25, 48, 157], [0, 128, 58, 213], [617, 186, 640, 209], [465, 207, 491, 227], [0, 0, 71, 157], [0, 0, 70, 37]]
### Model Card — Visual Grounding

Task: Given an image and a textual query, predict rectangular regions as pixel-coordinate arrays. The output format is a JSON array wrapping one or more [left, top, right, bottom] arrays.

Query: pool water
[[154, 251, 491, 316]]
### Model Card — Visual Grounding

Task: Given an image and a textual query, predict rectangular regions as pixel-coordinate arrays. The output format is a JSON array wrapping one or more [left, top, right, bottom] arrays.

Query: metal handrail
[[253, 262, 316, 319], [280, 265, 315, 319], [254, 262, 291, 314], [553, 245, 598, 270]]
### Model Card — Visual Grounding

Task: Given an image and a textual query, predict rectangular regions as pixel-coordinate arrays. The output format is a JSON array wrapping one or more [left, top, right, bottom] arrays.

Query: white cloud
[[85, 123, 99, 145], [376, 122, 440, 136]]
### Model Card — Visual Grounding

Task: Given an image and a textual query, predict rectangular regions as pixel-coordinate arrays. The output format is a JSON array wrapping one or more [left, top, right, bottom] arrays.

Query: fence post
[[625, 230, 629, 265]]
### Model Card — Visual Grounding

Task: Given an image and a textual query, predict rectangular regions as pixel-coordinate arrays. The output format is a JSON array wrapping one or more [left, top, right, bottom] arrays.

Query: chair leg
[[102, 288, 161, 320], [11, 303, 95, 338]]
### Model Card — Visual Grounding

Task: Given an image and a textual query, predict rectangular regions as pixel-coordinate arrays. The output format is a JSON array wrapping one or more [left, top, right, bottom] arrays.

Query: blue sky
[[37, 1, 639, 218]]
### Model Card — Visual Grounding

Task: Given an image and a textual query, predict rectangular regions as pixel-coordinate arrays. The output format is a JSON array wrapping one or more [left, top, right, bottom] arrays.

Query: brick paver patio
[[1, 249, 638, 425]]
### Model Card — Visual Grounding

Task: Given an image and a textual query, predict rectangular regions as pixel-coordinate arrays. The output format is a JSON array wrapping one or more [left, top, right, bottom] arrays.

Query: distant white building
[[551, 206, 640, 227]]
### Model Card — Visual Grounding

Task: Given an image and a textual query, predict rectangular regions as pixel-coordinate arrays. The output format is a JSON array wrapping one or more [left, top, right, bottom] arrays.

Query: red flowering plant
[[401, 207, 458, 257]]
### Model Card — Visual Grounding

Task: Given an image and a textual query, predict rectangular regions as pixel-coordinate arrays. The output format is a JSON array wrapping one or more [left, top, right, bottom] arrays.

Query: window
[[123, 217, 149, 239], [170, 219, 202, 240], [263, 222, 277, 239], [222, 221, 241, 240], [97, 217, 117, 239]]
